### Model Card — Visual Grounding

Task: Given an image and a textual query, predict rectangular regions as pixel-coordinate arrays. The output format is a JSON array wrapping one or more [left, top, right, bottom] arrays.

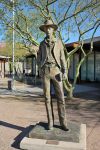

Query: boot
[[61, 122, 68, 131]]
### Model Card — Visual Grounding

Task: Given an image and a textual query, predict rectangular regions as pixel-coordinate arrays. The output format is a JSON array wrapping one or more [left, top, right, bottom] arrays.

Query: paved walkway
[[0, 78, 99, 97], [0, 78, 100, 150], [0, 78, 43, 97]]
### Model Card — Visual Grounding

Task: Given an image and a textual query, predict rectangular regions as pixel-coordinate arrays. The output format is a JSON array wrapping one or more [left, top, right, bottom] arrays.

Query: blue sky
[[0, 24, 5, 41]]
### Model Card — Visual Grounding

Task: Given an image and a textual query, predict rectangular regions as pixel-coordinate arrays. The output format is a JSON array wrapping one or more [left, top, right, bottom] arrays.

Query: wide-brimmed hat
[[39, 20, 58, 32]]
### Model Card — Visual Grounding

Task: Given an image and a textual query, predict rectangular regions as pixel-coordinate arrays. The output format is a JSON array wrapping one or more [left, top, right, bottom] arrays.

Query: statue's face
[[45, 26, 54, 37]]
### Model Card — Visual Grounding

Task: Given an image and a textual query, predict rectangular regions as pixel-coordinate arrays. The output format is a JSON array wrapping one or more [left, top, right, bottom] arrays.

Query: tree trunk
[[67, 87, 73, 100], [63, 81, 74, 100]]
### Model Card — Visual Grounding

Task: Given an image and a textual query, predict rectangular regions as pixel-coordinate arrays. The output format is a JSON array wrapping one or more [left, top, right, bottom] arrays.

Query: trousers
[[42, 65, 67, 129]]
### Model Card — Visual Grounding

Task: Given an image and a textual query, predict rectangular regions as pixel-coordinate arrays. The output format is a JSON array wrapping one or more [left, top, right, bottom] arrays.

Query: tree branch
[[58, 1, 99, 26]]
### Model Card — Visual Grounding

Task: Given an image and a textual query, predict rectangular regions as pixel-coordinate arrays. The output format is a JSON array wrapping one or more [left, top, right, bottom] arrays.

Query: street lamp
[[10, 0, 15, 90]]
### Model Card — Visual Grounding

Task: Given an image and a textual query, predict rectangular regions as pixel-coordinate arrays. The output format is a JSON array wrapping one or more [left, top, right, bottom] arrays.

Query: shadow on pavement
[[11, 125, 34, 149], [74, 90, 100, 101], [0, 121, 24, 131], [65, 97, 100, 128], [0, 120, 34, 149]]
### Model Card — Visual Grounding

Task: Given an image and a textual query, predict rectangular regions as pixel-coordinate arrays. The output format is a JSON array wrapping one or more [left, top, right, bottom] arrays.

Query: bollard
[[8, 80, 12, 90]]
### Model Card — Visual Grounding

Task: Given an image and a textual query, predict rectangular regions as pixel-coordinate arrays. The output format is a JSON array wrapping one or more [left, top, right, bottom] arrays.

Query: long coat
[[37, 39, 66, 73]]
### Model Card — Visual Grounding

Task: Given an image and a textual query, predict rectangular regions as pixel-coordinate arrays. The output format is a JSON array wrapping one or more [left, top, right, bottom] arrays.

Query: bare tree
[[0, 0, 100, 98]]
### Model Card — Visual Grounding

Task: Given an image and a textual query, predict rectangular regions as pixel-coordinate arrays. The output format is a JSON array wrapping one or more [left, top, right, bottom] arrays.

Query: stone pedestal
[[20, 122, 86, 150]]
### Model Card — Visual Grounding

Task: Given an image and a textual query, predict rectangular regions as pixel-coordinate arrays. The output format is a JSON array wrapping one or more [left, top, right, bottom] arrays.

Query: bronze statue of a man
[[37, 20, 68, 130]]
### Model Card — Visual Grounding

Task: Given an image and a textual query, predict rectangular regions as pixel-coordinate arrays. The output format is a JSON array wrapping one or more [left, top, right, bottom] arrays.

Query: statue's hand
[[62, 72, 67, 81]]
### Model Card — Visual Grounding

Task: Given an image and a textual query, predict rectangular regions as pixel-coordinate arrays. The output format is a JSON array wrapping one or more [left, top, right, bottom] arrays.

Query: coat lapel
[[53, 40, 58, 56], [43, 42, 47, 56]]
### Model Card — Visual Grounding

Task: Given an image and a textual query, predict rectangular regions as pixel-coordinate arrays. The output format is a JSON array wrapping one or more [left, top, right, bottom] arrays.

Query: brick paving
[[0, 78, 100, 150]]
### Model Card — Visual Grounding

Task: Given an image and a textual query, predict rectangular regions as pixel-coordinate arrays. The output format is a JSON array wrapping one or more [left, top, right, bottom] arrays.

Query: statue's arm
[[60, 41, 67, 74]]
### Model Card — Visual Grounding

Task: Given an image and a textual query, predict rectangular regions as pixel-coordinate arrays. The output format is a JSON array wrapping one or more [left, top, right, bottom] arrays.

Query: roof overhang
[[0, 55, 10, 61], [65, 36, 100, 52]]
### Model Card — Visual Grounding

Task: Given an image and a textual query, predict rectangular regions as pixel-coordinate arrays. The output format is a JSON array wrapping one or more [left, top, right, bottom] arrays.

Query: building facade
[[66, 36, 100, 82], [0, 56, 10, 78]]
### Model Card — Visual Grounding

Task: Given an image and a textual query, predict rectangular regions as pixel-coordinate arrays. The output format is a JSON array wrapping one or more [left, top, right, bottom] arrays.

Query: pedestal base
[[20, 122, 86, 150]]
